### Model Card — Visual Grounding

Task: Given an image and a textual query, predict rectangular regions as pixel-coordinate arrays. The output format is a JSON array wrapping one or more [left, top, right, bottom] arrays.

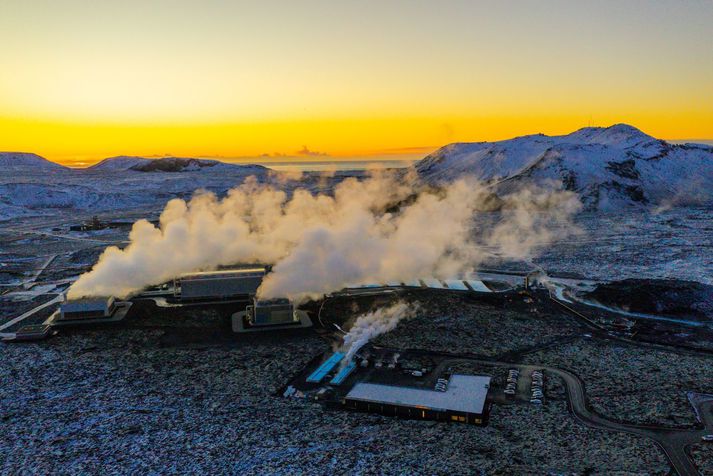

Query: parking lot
[[491, 364, 548, 406]]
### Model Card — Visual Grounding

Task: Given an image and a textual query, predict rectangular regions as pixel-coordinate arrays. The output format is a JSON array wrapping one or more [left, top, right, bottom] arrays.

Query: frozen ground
[[468, 206, 712, 286], [535, 206, 713, 285], [1, 203, 710, 318], [0, 166, 362, 222], [1, 162, 711, 474], [2, 154, 710, 287], [0, 300, 672, 475]]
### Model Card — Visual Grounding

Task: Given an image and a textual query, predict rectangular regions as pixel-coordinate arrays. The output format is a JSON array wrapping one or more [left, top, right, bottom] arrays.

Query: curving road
[[547, 367, 711, 476], [403, 350, 711, 476]]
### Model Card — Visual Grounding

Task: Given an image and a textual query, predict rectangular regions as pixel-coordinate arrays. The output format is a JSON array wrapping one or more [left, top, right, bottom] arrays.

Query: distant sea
[[249, 159, 415, 172]]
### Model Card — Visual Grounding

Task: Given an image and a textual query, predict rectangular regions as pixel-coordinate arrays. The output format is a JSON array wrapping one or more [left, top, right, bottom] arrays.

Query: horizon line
[[4, 134, 713, 168]]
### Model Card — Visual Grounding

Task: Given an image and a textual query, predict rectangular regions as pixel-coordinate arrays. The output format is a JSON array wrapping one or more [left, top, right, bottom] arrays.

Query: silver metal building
[[344, 374, 491, 425], [176, 268, 266, 301], [60, 296, 117, 320], [231, 296, 312, 333], [249, 298, 298, 326]]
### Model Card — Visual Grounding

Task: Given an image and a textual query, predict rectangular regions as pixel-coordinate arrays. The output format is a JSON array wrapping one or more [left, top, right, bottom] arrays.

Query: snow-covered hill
[[90, 156, 268, 173], [0, 156, 272, 221], [89, 156, 153, 171], [128, 157, 267, 173], [415, 124, 713, 210], [0, 152, 69, 172]]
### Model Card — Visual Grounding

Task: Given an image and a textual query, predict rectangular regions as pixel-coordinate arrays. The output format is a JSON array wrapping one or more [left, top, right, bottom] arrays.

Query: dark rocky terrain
[[584, 279, 713, 321], [0, 294, 678, 475]]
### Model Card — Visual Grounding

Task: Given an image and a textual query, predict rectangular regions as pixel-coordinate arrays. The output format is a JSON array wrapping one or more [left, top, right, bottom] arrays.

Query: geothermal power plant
[[6, 263, 513, 427]]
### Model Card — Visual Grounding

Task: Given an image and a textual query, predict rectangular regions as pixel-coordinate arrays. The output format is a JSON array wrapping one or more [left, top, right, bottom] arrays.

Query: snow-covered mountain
[[0, 155, 271, 221], [89, 156, 153, 171], [415, 124, 713, 210], [90, 156, 268, 173], [0, 152, 69, 172], [128, 157, 267, 173]]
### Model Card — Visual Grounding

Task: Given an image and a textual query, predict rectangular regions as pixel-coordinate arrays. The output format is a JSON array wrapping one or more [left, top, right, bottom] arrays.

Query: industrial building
[[344, 374, 491, 425], [231, 296, 312, 333], [176, 268, 266, 301], [59, 296, 117, 321], [249, 298, 297, 326], [5, 295, 132, 341]]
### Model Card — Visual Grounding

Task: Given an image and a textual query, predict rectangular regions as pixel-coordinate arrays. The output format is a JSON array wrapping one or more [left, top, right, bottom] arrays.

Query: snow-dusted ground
[[0, 156, 367, 222], [0, 167, 269, 221], [464, 206, 712, 288], [534, 207, 713, 285], [1, 143, 710, 291]]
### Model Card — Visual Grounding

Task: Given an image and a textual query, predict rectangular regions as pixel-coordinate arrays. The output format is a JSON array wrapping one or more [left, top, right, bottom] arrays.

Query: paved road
[[1, 226, 128, 245], [0, 294, 63, 333], [404, 349, 711, 476], [24, 254, 57, 287], [547, 367, 711, 476], [321, 281, 713, 474]]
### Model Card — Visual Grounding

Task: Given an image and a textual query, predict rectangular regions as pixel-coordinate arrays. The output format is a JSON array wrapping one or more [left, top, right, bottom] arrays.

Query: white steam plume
[[341, 301, 419, 364], [257, 179, 581, 302], [68, 170, 581, 301]]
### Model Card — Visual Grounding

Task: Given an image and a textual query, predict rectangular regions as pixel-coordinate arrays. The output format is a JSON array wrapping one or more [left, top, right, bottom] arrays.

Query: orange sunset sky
[[1, 0, 712, 166]]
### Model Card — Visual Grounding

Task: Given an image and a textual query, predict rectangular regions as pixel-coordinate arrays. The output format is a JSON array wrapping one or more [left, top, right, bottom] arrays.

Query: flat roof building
[[344, 374, 491, 425], [231, 296, 312, 333], [177, 268, 266, 301], [252, 298, 296, 326], [59, 296, 116, 321]]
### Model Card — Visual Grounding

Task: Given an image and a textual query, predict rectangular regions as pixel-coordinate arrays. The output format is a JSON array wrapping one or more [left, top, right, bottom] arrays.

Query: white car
[[702, 435, 713, 442]]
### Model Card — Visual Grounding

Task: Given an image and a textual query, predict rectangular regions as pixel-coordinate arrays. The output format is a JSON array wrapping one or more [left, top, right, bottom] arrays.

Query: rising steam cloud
[[340, 301, 419, 364], [68, 170, 581, 301]]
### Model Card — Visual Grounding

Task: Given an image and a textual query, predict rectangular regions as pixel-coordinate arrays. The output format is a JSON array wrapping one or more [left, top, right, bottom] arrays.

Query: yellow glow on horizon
[[1, 1, 711, 165], [2, 112, 712, 166]]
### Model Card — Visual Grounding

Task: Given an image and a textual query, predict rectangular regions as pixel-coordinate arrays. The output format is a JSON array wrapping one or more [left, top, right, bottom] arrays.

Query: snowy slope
[[415, 124, 713, 210], [89, 156, 268, 174], [89, 156, 153, 171], [0, 157, 272, 221], [0, 152, 69, 172], [0, 182, 157, 210], [128, 157, 267, 173]]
